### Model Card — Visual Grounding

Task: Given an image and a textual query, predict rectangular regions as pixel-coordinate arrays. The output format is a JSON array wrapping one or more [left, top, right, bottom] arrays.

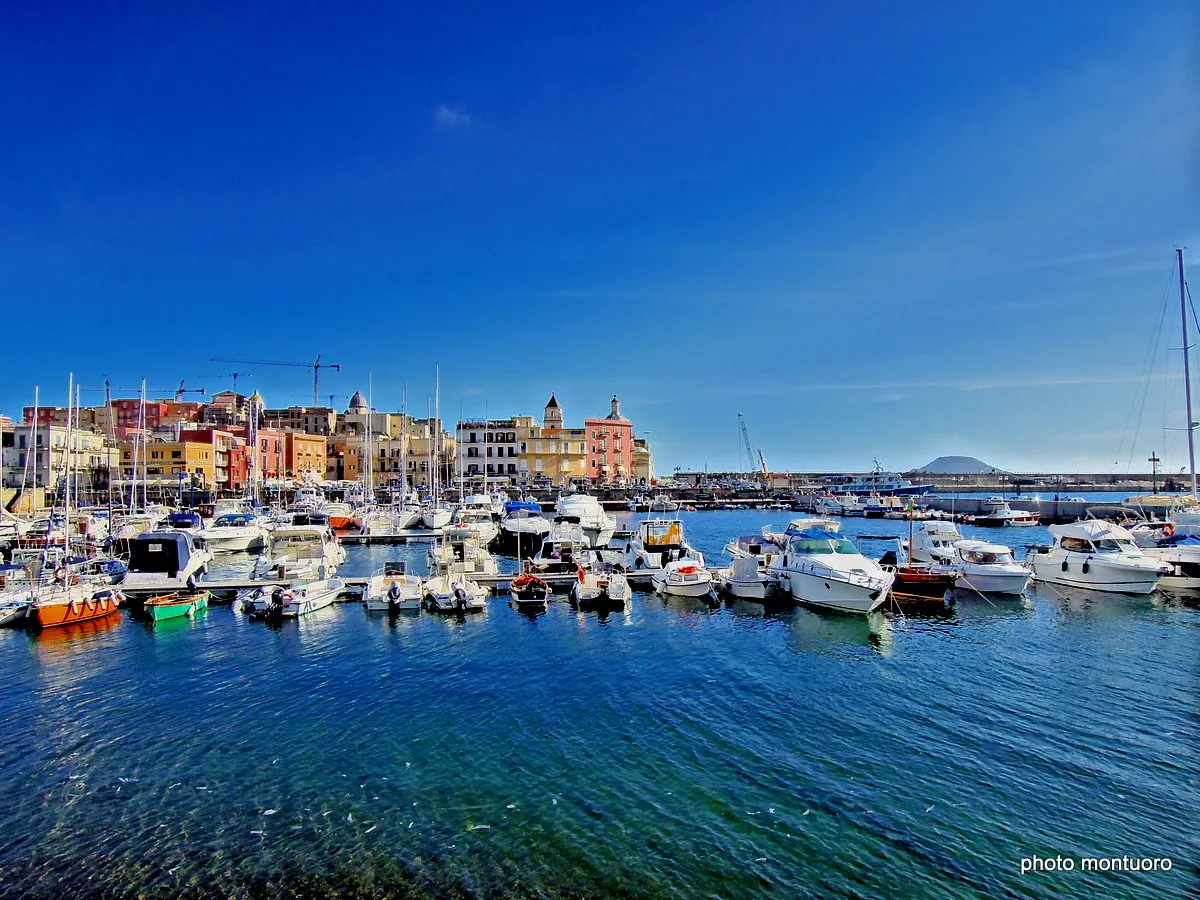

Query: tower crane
[[200, 372, 252, 393], [173, 381, 206, 402], [211, 355, 340, 407]]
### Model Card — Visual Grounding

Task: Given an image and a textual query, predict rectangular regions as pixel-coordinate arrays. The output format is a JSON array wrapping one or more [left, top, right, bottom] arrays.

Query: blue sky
[[0, 2, 1195, 474]]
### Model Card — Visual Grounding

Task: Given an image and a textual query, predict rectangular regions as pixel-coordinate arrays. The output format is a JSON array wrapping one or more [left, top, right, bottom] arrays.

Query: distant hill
[[913, 456, 1006, 475]]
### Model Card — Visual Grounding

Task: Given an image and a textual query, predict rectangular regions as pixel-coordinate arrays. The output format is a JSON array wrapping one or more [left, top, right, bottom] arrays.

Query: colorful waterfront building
[[584, 397, 633, 485]]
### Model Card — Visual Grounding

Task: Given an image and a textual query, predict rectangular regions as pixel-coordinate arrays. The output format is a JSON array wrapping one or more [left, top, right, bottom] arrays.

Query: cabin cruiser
[[554, 493, 617, 548], [941, 540, 1032, 595], [163, 511, 206, 535], [765, 527, 893, 614], [427, 533, 499, 579], [251, 525, 346, 581], [623, 519, 704, 578], [122, 531, 213, 595], [570, 562, 629, 609], [1138, 533, 1200, 594], [364, 562, 424, 611], [202, 512, 269, 552], [970, 497, 1040, 527], [1026, 521, 1169, 594], [495, 501, 553, 557], [903, 521, 965, 565], [529, 522, 596, 576], [723, 532, 786, 564], [289, 484, 323, 513], [713, 556, 778, 601], [450, 506, 499, 546]]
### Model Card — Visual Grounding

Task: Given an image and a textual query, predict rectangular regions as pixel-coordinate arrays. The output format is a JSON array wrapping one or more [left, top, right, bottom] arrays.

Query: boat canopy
[[505, 501, 542, 514], [129, 532, 192, 575], [1047, 520, 1135, 543], [167, 512, 203, 528], [212, 513, 258, 527]]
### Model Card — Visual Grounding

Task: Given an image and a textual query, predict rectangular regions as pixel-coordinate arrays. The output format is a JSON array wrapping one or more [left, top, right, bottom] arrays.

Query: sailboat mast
[[1179, 248, 1196, 499], [434, 364, 440, 508], [64, 372, 74, 560]]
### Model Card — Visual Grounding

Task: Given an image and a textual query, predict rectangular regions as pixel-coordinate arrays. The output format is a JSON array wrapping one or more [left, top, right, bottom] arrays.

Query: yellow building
[[286, 432, 328, 478], [122, 439, 216, 487], [516, 397, 588, 487]]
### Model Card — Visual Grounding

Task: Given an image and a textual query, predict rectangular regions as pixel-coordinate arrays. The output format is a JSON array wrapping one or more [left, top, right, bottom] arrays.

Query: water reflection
[[781, 606, 893, 657]]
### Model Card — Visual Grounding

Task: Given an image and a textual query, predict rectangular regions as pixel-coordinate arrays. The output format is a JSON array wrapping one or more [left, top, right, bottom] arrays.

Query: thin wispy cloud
[[434, 105, 472, 130]]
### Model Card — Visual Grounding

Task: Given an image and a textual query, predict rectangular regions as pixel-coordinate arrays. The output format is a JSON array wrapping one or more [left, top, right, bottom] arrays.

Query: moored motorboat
[[652, 559, 715, 597], [29, 585, 124, 629], [363, 562, 423, 612], [713, 556, 778, 601], [569, 562, 629, 610], [969, 497, 1039, 527], [765, 526, 892, 614], [510, 573, 551, 611], [1026, 521, 1169, 594], [245, 579, 345, 620]]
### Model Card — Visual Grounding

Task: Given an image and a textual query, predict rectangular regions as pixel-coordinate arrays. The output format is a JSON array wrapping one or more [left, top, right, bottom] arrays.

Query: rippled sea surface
[[1, 511, 1196, 898]]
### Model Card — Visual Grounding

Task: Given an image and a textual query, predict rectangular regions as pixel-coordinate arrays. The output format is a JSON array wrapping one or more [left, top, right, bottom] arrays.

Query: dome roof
[[348, 390, 368, 412]]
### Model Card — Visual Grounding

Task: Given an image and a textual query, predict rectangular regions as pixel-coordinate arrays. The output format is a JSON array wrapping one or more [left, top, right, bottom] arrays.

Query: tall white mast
[[64, 372, 74, 560], [1179, 248, 1196, 499], [20, 386, 38, 501], [434, 364, 440, 508]]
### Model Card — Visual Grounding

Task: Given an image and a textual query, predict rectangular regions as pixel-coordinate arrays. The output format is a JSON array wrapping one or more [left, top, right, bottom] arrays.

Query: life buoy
[[1162, 523, 1175, 538]]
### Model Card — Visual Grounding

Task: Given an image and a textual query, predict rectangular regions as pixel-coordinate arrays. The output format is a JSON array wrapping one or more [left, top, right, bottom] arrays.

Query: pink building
[[585, 397, 634, 485]]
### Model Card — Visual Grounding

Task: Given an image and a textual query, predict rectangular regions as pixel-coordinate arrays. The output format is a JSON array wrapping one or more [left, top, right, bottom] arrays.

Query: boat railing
[[785, 559, 889, 592]]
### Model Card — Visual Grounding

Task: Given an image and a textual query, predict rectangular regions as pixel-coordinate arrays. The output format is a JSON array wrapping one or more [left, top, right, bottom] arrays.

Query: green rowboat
[[145, 591, 209, 623]]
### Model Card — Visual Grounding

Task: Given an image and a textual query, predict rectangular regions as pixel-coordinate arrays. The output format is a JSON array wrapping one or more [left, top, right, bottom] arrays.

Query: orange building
[[585, 397, 634, 485], [285, 432, 328, 478]]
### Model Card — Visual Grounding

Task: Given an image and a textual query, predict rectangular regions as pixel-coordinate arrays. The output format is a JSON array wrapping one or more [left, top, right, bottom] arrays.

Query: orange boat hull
[[329, 516, 354, 530], [32, 591, 123, 629]]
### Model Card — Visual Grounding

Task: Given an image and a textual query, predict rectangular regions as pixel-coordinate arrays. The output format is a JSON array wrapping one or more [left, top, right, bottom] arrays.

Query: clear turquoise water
[[0, 511, 1195, 898]]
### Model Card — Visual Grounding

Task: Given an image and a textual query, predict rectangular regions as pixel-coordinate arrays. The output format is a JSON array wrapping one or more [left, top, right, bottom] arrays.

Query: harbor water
[[0, 510, 1195, 898]]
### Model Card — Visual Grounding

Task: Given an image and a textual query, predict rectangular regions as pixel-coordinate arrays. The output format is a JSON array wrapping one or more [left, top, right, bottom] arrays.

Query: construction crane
[[211, 355, 340, 407], [200, 372, 252, 393], [173, 381, 206, 402], [738, 413, 769, 484]]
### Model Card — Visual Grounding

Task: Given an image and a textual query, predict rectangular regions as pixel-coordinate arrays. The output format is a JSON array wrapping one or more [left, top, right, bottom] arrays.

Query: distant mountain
[[913, 456, 1006, 475]]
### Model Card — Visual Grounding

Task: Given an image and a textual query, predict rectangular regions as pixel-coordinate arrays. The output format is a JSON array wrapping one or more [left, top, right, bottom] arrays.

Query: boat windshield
[[790, 536, 858, 555], [1094, 538, 1136, 552], [962, 549, 1012, 565], [213, 514, 252, 527]]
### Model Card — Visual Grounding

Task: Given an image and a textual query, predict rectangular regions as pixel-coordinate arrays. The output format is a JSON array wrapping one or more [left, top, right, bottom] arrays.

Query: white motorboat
[[941, 540, 1032, 596], [970, 497, 1040, 527], [427, 533, 499, 578], [289, 484, 323, 513], [647, 494, 680, 512], [554, 493, 617, 548], [244, 578, 345, 619], [450, 507, 499, 546], [202, 512, 269, 552], [862, 495, 904, 519], [122, 531, 213, 595], [623, 518, 704, 579], [652, 558, 714, 597], [495, 501, 553, 557], [251, 525, 346, 581], [363, 562, 424, 611], [722, 532, 786, 564], [903, 520, 965, 565], [570, 562, 629, 609], [765, 525, 893, 614], [1026, 521, 1170, 594], [509, 572, 552, 612], [714, 556, 779, 601], [423, 574, 487, 613], [1139, 534, 1200, 594]]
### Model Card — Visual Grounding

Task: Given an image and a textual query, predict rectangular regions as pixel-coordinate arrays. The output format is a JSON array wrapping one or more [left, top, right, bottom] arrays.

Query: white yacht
[[554, 493, 617, 548], [1137, 533, 1200, 595], [765, 525, 892, 614], [450, 506, 499, 546], [652, 558, 715, 597], [647, 494, 680, 513], [427, 532, 499, 579], [202, 511, 269, 553], [122, 531, 214, 595], [941, 540, 1032, 596], [496, 501, 553, 557], [1026, 521, 1170, 594], [251, 525, 346, 581], [363, 562, 423, 611], [289, 484, 323, 513], [903, 520, 965, 565]]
